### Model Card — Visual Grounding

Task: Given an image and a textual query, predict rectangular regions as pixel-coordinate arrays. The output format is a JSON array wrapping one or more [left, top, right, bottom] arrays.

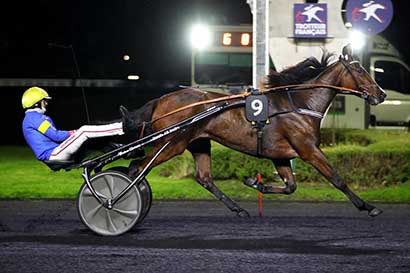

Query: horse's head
[[338, 44, 386, 105]]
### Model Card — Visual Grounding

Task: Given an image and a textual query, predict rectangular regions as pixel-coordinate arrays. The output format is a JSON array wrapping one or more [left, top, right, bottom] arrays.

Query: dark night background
[[0, 0, 409, 145]]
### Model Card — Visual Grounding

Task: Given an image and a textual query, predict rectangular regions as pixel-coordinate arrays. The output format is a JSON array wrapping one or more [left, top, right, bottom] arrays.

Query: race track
[[0, 199, 409, 273]]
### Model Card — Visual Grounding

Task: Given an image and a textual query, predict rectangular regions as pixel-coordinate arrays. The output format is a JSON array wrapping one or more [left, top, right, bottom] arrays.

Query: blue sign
[[346, 0, 393, 35], [294, 4, 327, 38]]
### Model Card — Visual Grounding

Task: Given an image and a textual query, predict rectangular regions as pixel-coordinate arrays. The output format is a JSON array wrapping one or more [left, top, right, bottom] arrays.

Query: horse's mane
[[265, 50, 334, 88]]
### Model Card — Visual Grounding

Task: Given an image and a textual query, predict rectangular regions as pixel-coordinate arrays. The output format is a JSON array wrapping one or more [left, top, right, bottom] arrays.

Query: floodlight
[[190, 24, 211, 50], [349, 30, 366, 51], [127, 75, 140, 80]]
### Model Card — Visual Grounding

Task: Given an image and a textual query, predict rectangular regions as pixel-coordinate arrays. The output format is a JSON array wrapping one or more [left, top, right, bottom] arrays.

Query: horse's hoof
[[237, 209, 250, 218], [244, 177, 258, 188], [368, 207, 383, 217]]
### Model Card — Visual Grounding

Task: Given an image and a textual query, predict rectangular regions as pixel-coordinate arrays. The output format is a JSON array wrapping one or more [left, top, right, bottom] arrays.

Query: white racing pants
[[49, 122, 124, 161]]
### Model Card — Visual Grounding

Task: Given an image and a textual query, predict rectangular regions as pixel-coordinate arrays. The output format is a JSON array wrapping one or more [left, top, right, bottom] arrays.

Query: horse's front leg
[[244, 159, 297, 194], [188, 140, 250, 217], [301, 146, 382, 217]]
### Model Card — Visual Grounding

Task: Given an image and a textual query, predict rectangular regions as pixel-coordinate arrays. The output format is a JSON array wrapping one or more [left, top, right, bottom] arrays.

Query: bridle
[[339, 57, 370, 100]]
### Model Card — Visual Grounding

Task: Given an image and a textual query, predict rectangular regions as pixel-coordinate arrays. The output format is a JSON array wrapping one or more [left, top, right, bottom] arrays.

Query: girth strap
[[295, 108, 324, 119], [255, 124, 265, 157]]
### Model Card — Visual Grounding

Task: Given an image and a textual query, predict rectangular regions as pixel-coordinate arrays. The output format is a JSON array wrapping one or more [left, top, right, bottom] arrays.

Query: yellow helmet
[[22, 87, 52, 109]]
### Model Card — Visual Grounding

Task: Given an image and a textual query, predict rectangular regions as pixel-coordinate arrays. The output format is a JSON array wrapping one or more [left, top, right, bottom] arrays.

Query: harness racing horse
[[125, 44, 386, 217]]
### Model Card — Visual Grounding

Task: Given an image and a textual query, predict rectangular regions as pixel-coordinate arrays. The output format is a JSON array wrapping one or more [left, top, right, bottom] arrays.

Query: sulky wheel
[[106, 166, 152, 224], [136, 177, 152, 224], [77, 170, 143, 236]]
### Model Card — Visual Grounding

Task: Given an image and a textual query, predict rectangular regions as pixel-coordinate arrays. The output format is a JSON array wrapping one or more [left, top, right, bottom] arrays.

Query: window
[[374, 60, 410, 95]]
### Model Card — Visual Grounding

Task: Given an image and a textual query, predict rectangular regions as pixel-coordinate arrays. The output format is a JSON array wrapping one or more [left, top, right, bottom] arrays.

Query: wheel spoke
[[106, 210, 118, 232], [114, 188, 135, 206], [83, 187, 108, 200], [85, 203, 104, 219], [103, 175, 116, 198], [112, 207, 139, 218]]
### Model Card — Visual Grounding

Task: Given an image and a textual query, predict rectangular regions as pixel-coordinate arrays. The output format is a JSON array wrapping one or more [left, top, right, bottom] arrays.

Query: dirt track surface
[[0, 199, 410, 273]]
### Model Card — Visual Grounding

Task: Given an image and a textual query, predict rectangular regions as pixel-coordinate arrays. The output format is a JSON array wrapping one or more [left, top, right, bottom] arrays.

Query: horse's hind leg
[[188, 139, 250, 217], [245, 159, 297, 194], [301, 147, 382, 217]]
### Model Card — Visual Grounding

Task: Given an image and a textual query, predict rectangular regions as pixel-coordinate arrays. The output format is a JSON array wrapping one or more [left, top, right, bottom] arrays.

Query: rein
[[150, 83, 362, 125], [150, 92, 250, 124], [262, 83, 362, 96]]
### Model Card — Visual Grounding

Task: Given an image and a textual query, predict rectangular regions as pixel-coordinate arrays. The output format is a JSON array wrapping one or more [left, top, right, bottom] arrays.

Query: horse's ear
[[342, 44, 353, 60]]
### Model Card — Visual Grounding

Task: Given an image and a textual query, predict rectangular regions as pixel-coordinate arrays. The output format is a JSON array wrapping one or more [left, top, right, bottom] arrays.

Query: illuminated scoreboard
[[207, 25, 253, 51], [215, 31, 252, 47], [190, 24, 252, 51], [190, 25, 253, 92]]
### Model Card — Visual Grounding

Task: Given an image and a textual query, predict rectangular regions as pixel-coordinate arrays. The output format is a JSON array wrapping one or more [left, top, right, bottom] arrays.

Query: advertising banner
[[294, 3, 328, 38], [345, 0, 393, 35]]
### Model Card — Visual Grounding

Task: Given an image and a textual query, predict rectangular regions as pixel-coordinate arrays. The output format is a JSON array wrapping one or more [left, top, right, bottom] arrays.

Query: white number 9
[[251, 99, 263, 116]]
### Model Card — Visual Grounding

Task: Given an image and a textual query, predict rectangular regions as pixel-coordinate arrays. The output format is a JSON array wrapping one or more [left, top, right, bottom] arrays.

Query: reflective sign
[[346, 0, 393, 35], [294, 3, 328, 38]]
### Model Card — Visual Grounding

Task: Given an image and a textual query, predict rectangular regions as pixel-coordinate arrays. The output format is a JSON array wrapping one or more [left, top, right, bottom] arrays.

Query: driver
[[21, 86, 128, 162]]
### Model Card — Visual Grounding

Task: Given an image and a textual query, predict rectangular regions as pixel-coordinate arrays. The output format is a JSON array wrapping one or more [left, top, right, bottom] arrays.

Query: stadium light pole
[[248, 0, 269, 89]]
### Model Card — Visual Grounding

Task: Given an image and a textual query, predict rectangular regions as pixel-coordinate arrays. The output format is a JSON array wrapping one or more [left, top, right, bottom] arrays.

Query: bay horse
[[124, 44, 386, 217]]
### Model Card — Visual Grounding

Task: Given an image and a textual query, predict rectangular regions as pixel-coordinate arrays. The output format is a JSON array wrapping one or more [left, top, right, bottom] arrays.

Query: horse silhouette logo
[[301, 4, 325, 23], [353, 1, 386, 23], [294, 3, 328, 38], [346, 0, 393, 34], [295, 4, 326, 23]]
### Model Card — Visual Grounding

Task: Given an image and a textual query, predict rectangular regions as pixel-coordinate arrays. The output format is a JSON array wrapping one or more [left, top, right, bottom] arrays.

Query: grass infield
[[0, 145, 409, 202]]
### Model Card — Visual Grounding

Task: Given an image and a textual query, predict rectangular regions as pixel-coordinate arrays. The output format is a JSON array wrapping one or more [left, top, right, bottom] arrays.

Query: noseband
[[339, 58, 369, 99]]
